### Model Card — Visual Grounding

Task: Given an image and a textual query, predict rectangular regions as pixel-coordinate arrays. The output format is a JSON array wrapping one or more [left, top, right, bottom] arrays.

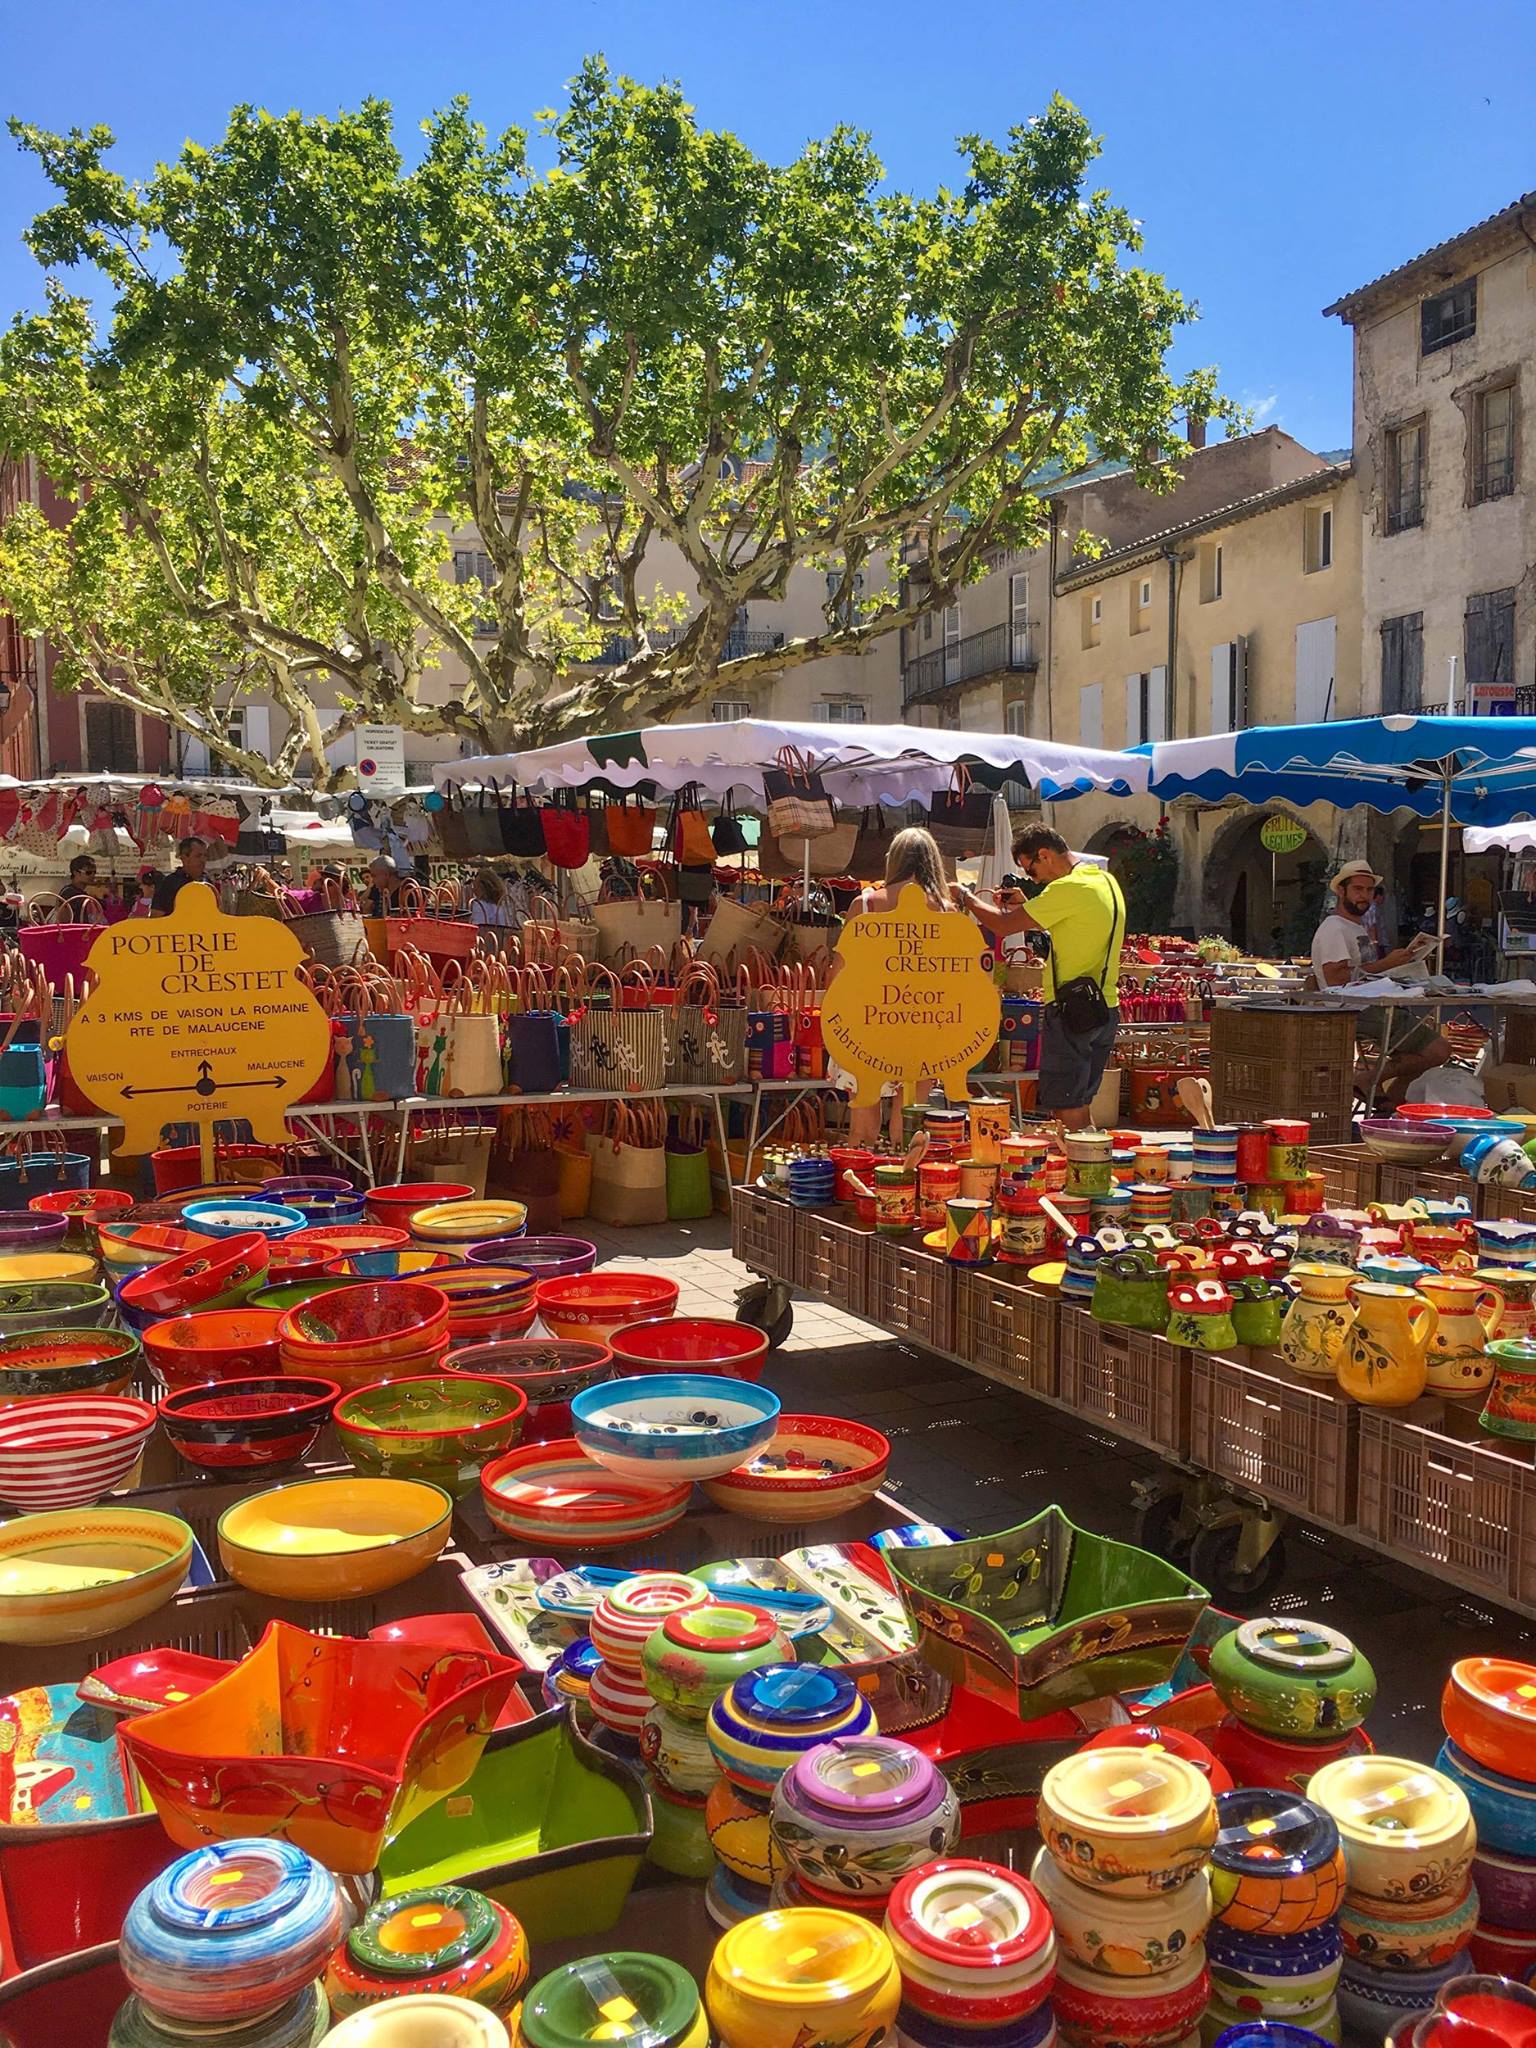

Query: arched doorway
[[1199, 809, 1328, 953], [1085, 821, 1179, 934]]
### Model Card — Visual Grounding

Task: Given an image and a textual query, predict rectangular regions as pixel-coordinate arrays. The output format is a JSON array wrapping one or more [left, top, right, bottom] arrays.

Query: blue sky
[[3, 0, 1532, 453]]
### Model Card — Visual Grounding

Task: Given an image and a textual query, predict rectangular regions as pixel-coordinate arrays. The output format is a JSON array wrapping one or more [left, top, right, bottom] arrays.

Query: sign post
[[66, 884, 333, 1177], [820, 884, 1001, 1107]]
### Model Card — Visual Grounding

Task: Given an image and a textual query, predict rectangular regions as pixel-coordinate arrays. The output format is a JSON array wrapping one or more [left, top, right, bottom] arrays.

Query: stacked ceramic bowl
[[1034, 1745, 1214, 2048], [114, 1836, 340, 2047], [1208, 1618, 1377, 1796], [1307, 1753, 1477, 2042], [1203, 1787, 1346, 2042], [519, 1953, 708, 2048], [276, 1280, 451, 1392], [768, 1736, 962, 1929], [884, 1859, 1057, 2048], [325, 1883, 529, 2021], [1440, 1656, 1536, 1981], [587, 1570, 710, 1743]]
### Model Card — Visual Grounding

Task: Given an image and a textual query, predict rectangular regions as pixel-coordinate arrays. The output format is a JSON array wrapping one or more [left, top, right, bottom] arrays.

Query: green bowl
[[0, 1281, 117, 1334], [333, 1373, 528, 1496]]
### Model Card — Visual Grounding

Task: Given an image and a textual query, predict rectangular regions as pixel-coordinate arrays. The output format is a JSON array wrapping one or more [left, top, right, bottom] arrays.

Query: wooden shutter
[[1380, 613, 1423, 714], [1124, 674, 1145, 747], [1146, 666, 1168, 743], [1295, 617, 1336, 722], [1465, 589, 1515, 703], [1079, 683, 1103, 750]]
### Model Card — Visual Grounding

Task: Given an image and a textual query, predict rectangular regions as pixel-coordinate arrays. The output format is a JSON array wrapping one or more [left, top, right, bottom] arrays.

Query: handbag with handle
[[287, 877, 369, 973], [587, 1099, 669, 1226], [540, 791, 592, 870], [492, 1105, 563, 1230], [666, 1104, 714, 1221], [332, 969, 419, 1102], [764, 811, 859, 878], [711, 792, 749, 858], [763, 746, 835, 839], [460, 787, 508, 858], [926, 764, 993, 856], [603, 793, 657, 859], [505, 966, 564, 1095], [521, 895, 600, 965], [17, 892, 108, 985], [366, 881, 478, 967], [549, 1104, 593, 1219], [569, 964, 667, 1093], [696, 894, 785, 973], [498, 786, 548, 859], [669, 785, 717, 868], [665, 961, 745, 1087], [593, 874, 683, 964]]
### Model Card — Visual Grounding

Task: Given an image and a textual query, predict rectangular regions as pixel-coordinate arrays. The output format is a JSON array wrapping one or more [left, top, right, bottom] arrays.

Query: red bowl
[[1210, 1712, 1374, 1796], [1075, 1721, 1234, 1797], [278, 1224, 411, 1264], [608, 1316, 769, 1383], [276, 1281, 451, 1361], [533, 1272, 679, 1343], [364, 1183, 474, 1229], [30, 1188, 134, 1229], [118, 1233, 270, 1319], [141, 1310, 287, 1392], [1443, 1658, 1536, 1779], [1398, 1102, 1496, 1122], [443, 1337, 613, 1443], [158, 1376, 341, 1471]]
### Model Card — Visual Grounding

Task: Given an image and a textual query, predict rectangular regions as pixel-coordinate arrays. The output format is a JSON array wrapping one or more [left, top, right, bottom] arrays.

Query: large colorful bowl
[[701, 1415, 891, 1523], [119, 1233, 270, 1321], [570, 1373, 779, 1482], [120, 1620, 519, 1874], [278, 1281, 451, 1363], [98, 1220, 212, 1281], [262, 1174, 355, 1200], [0, 1328, 140, 1405], [480, 1438, 691, 1550], [444, 1338, 612, 1444], [0, 1280, 117, 1333], [517, 1953, 700, 2048], [0, 1393, 157, 1511], [324, 1883, 530, 2019], [365, 1182, 475, 1230], [29, 1186, 134, 1246], [268, 1188, 368, 1229], [0, 1505, 193, 1645], [609, 1315, 770, 1384], [1358, 1118, 1454, 1163], [334, 1375, 528, 1495], [141, 1309, 288, 1391], [1442, 1658, 1536, 1779], [328, 1249, 460, 1281], [1434, 1737, 1536, 1859], [0, 1250, 101, 1286], [466, 1236, 596, 1280], [1039, 1746, 1216, 1898], [1210, 1617, 1376, 1741], [705, 1907, 902, 2048], [1307, 1754, 1475, 1902], [159, 1376, 341, 1473], [434, 1263, 539, 1343], [0, 1944, 131, 2048], [1209, 1788, 1348, 1935], [0, 1212, 69, 1256], [217, 1476, 453, 1599], [409, 1200, 529, 1251], [280, 1224, 412, 1268], [249, 1276, 356, 1315], [534, 1272, 680, 1344], [179, 1200, 307, 1240]]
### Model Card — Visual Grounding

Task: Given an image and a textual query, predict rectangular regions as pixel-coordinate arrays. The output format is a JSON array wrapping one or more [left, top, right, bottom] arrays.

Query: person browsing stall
[[952, 823, 1124, 1130], [61, 854, 101, 905], [150, 837, 208, 915], [1311, 860, 1449, 1105]]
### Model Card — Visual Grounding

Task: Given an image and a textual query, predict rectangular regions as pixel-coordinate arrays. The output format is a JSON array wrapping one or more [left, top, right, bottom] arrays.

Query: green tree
[[0, 62, 1236, 787]]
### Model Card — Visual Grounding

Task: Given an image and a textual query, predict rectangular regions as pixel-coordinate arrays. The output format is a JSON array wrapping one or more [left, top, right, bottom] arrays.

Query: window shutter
[[1147, 666, 1168, 743], [1080, 683, 1103, 750], [1210, 644, 1233, 733], [242, 705, 272, 761], [1295, 618, 1336, 722], [1124, 674, 1144, 747]]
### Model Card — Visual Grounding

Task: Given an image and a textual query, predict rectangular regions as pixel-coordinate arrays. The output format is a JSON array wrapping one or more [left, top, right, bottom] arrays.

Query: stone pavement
[[587, 1212, 1536, 1761]]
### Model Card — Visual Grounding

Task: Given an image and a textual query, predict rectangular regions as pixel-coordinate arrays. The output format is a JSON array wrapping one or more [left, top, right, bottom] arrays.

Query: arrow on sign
[[122, 1073, 286, 1100]]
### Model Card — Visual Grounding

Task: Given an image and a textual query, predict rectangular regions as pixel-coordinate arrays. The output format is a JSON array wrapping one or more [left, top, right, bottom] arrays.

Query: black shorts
[[1038, 1003, 1121, 1113]]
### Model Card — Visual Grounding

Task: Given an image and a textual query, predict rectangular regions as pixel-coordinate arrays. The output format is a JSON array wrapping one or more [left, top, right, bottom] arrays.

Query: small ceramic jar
[[1467, 1921, 1536, 1978], [324, 1886, 529, 2018], [519, 1953, 707, 2048], [1209, 1618, 1376, 1742], [874, 1165, 917, 1236], [894, 1995, 1057, 2048], [1204, 1918, 1343, 2020], [770, 1737, 961, 1900], [640, 1701, 721, 1797], [705, 1908, 902, 2048], [1441, 1657, 1536, 1781], [1306, 1756, 1475, 1905], [1074, 1722, 1234, 1797], [646, 1781, 716, 1882], [1333, 1949, 1474, 2046], [707, 1664, 876, 1794], [917, 1160, 961, 1229], [1209, 1715, 1370, 1799], [1031, 1844, 1210, 1976], [1295, 1213, 1360, 1269], [1229, 1277, 1288, 1349], [1470, 1843, 1536, 1930], [540, 1638, 599, 1732], [1092, 1249, 1172, 1333], [1039, 1748, 1217, 1897], [1051, 1945, 1210, 2048], [706, 1774, 785, 1887], [884, 1860, 1056, 2023], [587, 1656, 654, 1738], [1481, 1338, 1536, 1439], [1337, 1876, 1478, 1972], [1209, 1790, 1347, 1936], [1165, 1277, 1237, 1350], [1434, 1737, 1536, 1859], [641, 1603, 794, 1720], [589, 1572, 711, 1670]]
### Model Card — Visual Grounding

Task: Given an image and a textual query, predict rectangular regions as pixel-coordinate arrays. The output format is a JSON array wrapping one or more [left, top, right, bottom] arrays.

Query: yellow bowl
[[706, 1908, 901, 2048], [0, 1251, 100, 1285], [0, 1505, 193, 1645], [1306, 1752, 1476, 1903], [217, 1476, 453, 1599], [409, 1201, 528, 1248]]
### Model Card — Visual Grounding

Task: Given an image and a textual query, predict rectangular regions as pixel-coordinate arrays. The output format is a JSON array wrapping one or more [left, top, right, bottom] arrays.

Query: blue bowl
[[1336, 1948, 1472, 2038], [570, 1371, 780, 1482], [180, 1201, 307, 1241], [1436, 1736, 1536, 1857], [1212, 2028, 1335, 2048]]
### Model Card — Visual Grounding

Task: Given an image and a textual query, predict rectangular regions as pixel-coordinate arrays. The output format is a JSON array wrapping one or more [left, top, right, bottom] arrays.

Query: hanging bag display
[[763, 746, 835, 839], [540, 791, 592, 870], [498, 785, 549, 859], [459, 786, 508, 858], [666, 1104, 714, 1221], [926, 764, 993, 856], [711, 791, 750, 859], [602, 792, 658, 859], [569, 963, 666, 1093], [587, 1099, 669, 1227], [434, 787, 475, 859], [670, 784, 717, 868]]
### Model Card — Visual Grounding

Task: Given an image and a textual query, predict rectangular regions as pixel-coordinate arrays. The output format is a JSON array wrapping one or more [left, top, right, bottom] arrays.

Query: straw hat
[[1330, 860, 1381, 894]]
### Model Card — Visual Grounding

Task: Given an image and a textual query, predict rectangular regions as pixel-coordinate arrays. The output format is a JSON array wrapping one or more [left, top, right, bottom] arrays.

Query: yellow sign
[[1260, 815, 1309, 854], [821, 884, 1001, 1107], [66, 884, 332, 1154]]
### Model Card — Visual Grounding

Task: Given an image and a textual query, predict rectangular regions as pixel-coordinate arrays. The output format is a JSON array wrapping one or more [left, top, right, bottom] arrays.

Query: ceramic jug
[[1338, 1282, 1438, 1407], [1482, 1339, 1536, 1440], [1295, 1213, 1360, 1268], [1280, 1262, 1358, 1380], [1416, 1273, 1504, 1395], [1473, 1220, 1536, 1269], [1475, 1266, 1536, 1342]]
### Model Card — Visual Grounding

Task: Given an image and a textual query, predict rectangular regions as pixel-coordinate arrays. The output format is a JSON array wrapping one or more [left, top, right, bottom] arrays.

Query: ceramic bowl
[[1038, 1746, 1217, 1897], [1467, 1922, 1536, 1978], [1210, 1788, 1348, 1935], [533, 1272, 680, 1344], [1209, 1617, 1376, 1742], [1442, 1658, 1536, 1780], [705, 1772, 785, 1887], [29, 1186, 133, 1243], [141, 1309, 287, 1391], [120, 1835, 342, 2024], [364, 1182, 476, 1228], [0, 1280, 117, 1333], [321, 1992, 511, 2045], [409, 1200, 528, 1250], [268, 1189, 368, 1228], [1052, 1946, 1209, 2047], [325, 1884, 530, 2019], [327, 1250, 460, 1281], [277, 1281, 451, 1363], [179, 1200, 306, 1240], [121, 1621, 518, 1876], [895, 1999, 1056, 2048], [0, 1328, 140, 1404], [159, 1376, 341, 1473], [1359, 1120, 1454, 1163], [119, 1233, 270, 1321], [642, 1602, 796, 1717], [707, 1664, 877, 1794], [1204, 1918, 1343, 2020], [97, 1220, 211, 1281], [334, 1375, 528, 1495], [770, 1737, 963, 1899], [433, 1265, 539, 1343], [1338, 1876, 1478, 1971], [608, 1316, 770, 1383], [1307, 1754, 1475, 1902], [705, 1908, 902, 2048], [570, 1372, 780, 1482], [444, 1339, 612, 1444], [0, 1212, 68, 1254], [517, 1953, 702, 2048], [0, 1394, 157, 1511], [249, 1276, 356, 1315], [0, 1250, 100, 1285], [882, 1860, 1056, 2024], [217, 1476, 453, 1598], [588, 1571, 712, 1668], [0, 1505, 192, 1645], [262, 1174, 355, 1199], [1435, 1737, 1536, 1858], [466, 1236, 596, 1280], [702, 1415, 891, 1522], [279, 1224, 412, 1268], [480, 1438, 690, 1549], [1076, 1722, 1235, 1797], [1029, 1840, 1206, 1976], [1470, 1843, 1536, 1930]]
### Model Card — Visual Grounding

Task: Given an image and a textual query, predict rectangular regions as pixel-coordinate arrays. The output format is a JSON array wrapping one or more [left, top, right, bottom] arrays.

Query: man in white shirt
[[1311, 860, 1449, 1104]]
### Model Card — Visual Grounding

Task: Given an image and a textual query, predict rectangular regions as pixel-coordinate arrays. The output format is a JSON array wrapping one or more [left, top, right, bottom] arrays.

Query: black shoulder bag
[[1052, 874, 1123, 1036]]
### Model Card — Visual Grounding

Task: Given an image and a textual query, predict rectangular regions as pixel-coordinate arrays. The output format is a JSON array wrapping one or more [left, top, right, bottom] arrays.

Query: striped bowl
[[480, 1438, 691, 1549], [0, 1394, 158, 1511]]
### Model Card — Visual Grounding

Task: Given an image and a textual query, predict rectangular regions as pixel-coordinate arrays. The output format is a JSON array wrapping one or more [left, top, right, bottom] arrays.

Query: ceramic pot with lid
[[769, 1737, 961, 1900], [1209, 1618, 1376, 1742]]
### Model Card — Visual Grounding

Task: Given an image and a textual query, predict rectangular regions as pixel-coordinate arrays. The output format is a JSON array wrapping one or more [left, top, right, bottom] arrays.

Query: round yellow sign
[[1259, 815, 1309, 855]]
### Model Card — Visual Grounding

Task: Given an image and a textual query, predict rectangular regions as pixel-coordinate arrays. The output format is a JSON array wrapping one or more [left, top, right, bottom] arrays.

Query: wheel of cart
[[734, 1275, 795, 1350], [1132, 1463, 1290, 1603]]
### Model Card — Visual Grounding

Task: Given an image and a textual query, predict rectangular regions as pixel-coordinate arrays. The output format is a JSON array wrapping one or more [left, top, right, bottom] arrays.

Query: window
[[1304, 504, 1333, 574], [815, 699, 867, 723], [1380, 613, 1424, 714], [922, 612, 934, 642], [1078, 683, 1103, 750], [1208, 641, 1248, 734], [1421, 278, 1476, 356], [1473, 383, 1517, 503], [1130, 575, 1152, 634], [84, 699, 139, 772], [711, 700, 750, 722], [1465, 588, 1516, 709], [1123, 668, 1168, 746], [1008, 572, 1031, 665], [1139, 577, 1153, 608], [1004, 698, 1029, 736], [1091, 596, 1103, 624], [453, 549, 497, 635], [1385, 421, 1424, 532], [1082, 592, 1102, 650], [1198, 543, 1223, 603], [942, 606, 961, 682]]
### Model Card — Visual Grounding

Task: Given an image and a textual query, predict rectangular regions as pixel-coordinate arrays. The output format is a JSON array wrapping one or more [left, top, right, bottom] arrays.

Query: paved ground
[[588, 1212, 1536, 1762]]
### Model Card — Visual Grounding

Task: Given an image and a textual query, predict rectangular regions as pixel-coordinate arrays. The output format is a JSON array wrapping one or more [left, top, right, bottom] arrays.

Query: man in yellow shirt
[[953, 824, 1124, 1129]]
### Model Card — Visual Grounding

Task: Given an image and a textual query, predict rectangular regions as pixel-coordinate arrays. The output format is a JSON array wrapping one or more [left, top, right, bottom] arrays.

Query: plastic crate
[[1483, 1183, 1536, 1225], [1209, 1006, 1356, 1144], [1189, 1353, 1356, 1529], [1374, 1161, 1479, 1211], [952, 1269, 1059, 1398], [1309, 1144, 1381, 1211], [730, 1185, 794, 1277], [1356, 1410, 1531, 1605], [869, 1239, 954, 1352], [1056, 1307, 1191, 1456], [795, 1213, 871, 1317]]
